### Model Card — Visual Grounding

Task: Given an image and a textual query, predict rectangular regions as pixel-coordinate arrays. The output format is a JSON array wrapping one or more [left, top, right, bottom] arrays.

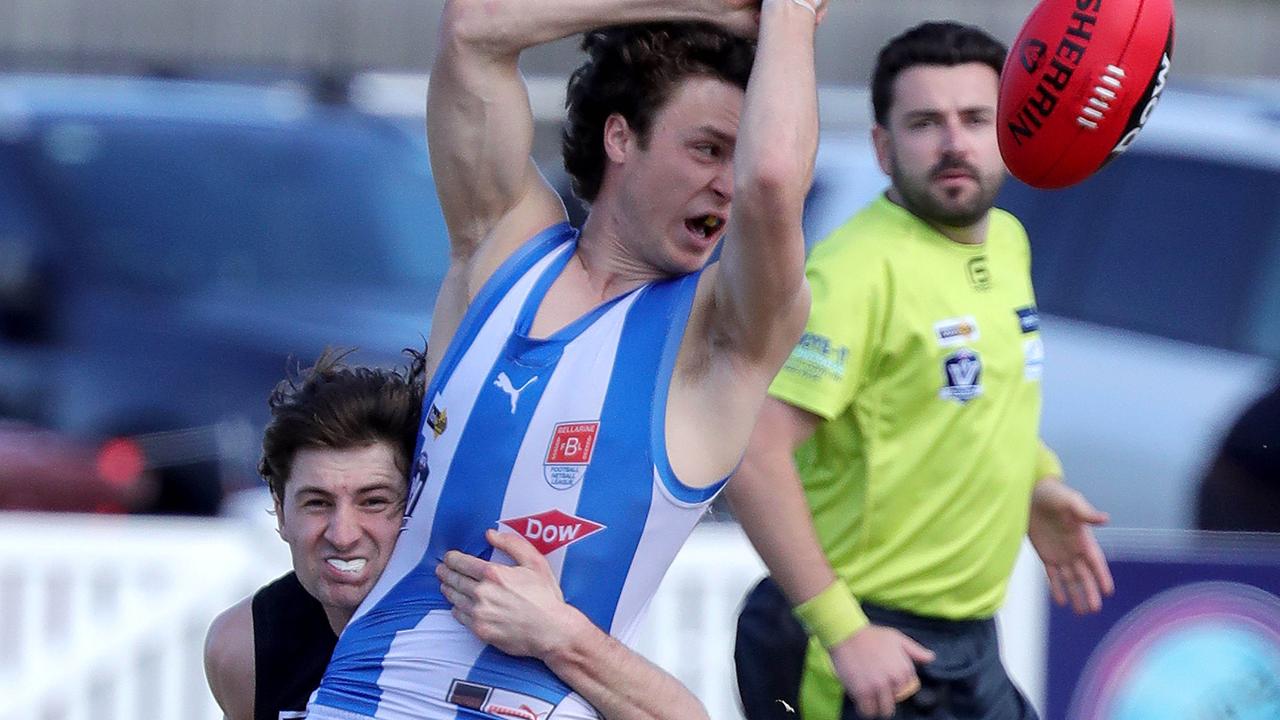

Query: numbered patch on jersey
[[543, 421, 599, 489], [940, 348, 984, 404], [447, 678, 557, 720]]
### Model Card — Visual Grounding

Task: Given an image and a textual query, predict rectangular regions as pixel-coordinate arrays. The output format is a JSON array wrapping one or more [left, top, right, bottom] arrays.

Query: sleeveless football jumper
[[252, 571, 338, 720], [309, 223, 727, 720]]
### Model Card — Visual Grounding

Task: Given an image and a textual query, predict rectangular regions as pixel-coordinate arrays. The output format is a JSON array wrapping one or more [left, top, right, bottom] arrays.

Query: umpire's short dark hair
[[259, 347, 425, 502], [871, 21, 1007, 126]]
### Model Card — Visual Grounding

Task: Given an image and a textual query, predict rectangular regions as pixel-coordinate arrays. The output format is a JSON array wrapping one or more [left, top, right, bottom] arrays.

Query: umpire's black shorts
[[734, 577, 1039, 720]]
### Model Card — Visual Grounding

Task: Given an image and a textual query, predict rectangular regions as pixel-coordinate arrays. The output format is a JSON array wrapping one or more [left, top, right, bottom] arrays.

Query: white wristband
[[789, 0, 818, 14]]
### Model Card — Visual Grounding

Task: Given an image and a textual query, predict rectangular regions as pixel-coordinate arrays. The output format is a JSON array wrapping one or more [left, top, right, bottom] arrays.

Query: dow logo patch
[[500, 509, 605, 555], [544, 421, 599, 490], [940, 349, 983, 404]]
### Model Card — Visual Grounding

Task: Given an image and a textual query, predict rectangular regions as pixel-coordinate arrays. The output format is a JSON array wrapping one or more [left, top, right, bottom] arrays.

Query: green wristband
[[793, 581, 868, 648]]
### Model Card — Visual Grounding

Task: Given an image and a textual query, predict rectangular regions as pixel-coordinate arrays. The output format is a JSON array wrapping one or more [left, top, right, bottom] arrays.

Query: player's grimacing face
[[275, 443, 405, 629], [614, 76, 743, 274], [874, 63, 1006, 228]]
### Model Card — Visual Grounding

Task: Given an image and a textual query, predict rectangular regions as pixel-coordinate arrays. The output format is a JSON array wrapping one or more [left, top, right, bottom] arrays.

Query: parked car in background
[[806, 80, 1280, 529], [0, 73, 450, 512], [0, 419, 154, 513]]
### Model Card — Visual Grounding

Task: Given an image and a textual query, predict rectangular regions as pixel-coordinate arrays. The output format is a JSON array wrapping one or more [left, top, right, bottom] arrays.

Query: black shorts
[[734, 577, 1039, 720]]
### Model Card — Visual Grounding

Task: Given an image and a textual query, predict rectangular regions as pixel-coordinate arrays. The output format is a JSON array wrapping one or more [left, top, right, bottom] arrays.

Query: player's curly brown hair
[[259, 347, 426, 503], [562, 22, 755, 204]]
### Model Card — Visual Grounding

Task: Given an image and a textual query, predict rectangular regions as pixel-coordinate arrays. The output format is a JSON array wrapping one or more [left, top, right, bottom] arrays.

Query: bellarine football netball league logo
[[543, 421, 599, 489]]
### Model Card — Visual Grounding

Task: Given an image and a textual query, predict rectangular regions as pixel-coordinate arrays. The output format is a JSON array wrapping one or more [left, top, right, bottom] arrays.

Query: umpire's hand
[[829, 624, 936, 719]]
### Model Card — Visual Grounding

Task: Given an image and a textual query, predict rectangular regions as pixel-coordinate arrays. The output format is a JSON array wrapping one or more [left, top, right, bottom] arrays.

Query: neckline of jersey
[[874, 193, 990, 253], [513, 238, 642, 347]]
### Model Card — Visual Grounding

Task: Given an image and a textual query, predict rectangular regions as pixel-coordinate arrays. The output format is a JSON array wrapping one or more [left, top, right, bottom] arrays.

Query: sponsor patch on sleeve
[[1024, 336, 1045, 380], [1016, 306, 1041, 334], [781, 332, 850, 382]]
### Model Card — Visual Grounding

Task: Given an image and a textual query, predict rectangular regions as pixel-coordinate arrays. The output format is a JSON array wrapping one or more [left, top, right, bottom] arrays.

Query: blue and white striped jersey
[[308, 224, 727, 720]]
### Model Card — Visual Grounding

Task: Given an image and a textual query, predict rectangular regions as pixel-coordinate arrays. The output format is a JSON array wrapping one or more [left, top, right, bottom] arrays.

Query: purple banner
[[1045, 532, 1280, 720]]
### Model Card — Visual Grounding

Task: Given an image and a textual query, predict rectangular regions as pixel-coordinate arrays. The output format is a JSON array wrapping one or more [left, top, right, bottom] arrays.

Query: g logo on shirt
[[966, 256, 992, 291]]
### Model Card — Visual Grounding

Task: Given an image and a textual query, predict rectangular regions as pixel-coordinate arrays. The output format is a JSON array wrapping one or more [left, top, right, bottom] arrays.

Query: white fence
[[0, 509, 1046, 720], [0, 514, 257, 720]]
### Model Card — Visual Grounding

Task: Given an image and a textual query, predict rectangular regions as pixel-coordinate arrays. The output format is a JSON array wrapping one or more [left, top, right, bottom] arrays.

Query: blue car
[[0, 73, 450, 513]]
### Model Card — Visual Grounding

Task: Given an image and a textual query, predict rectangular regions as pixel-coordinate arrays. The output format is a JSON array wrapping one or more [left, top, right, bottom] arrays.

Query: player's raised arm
[[711, 0, 825, 368], [428, 0, 760, 264]]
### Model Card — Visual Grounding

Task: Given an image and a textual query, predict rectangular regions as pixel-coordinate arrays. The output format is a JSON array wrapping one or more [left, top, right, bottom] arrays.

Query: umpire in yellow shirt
[[727, 22, 1114, 720]]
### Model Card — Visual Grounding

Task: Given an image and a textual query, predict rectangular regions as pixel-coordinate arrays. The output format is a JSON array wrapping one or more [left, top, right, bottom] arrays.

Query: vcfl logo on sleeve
[[543, 421, 599, 490], [500, 509, 606, 555]]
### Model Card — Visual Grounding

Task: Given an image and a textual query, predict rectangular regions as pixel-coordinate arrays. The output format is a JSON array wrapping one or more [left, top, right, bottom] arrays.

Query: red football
[[997, 0, 1176, 189]]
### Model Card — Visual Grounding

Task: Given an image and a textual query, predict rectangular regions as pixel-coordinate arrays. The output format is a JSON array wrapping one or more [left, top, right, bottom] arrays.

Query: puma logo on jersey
[[494, 371, 538, 414]]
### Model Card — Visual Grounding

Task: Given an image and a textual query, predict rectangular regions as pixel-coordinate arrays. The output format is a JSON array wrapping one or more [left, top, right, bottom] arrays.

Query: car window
[[998, 152, 1280, 356], [22, 114, 449, 293], [0, 143, 45, 244], [1244, 208, 1280, 358], [0, 143, 51, 314]]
